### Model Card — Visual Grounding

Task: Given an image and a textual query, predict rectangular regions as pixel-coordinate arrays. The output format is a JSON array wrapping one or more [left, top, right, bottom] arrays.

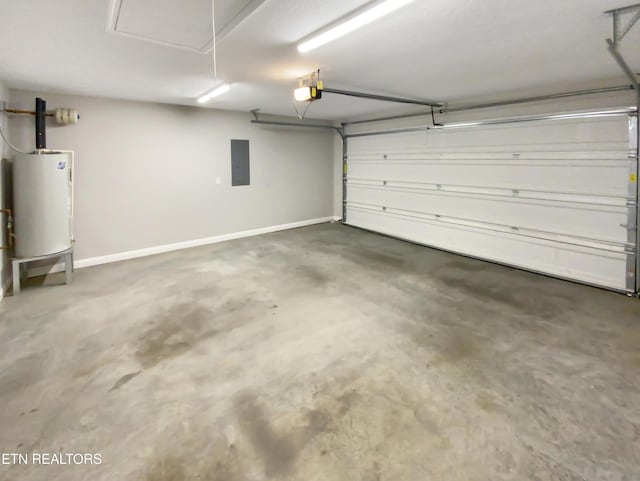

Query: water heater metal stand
[[11, 247, 73, 295]]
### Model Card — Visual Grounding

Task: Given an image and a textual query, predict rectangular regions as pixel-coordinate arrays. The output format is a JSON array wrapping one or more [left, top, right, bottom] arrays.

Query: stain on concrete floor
[[109, 371, 141, 392], [135, 302, 217, 369], [0, 223, 639, 481]]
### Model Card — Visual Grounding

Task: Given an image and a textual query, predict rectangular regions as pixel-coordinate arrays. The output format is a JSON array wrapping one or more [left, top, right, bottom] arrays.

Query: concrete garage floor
[[0, 223, 639, 481]]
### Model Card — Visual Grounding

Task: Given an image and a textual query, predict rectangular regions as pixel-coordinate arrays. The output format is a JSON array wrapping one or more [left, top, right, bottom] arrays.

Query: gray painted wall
[[8, 90, 335, 264]]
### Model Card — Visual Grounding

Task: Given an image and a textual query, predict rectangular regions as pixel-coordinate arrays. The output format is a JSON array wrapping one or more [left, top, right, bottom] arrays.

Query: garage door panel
[[345, 110, 638, 293], [347, 116, 632, 154], [347, 207, 630, 291], [348, 159, 632, 196], [347, 184, 630, 244]]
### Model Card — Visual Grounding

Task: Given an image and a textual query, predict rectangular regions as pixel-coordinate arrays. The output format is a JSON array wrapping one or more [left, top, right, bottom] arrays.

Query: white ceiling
[[0, 0, 638, 120]]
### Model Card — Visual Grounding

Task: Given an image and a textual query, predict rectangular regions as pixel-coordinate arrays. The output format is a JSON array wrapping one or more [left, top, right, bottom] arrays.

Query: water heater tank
[[14, 152, 72, 258]]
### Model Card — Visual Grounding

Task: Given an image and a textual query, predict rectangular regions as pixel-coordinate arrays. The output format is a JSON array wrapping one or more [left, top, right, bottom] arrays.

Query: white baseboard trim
[[26, 216, 336, 278]]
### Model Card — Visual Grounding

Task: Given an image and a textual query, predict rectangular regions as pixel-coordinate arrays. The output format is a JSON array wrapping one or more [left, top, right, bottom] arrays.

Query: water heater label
[[57, 161, 66, 170]]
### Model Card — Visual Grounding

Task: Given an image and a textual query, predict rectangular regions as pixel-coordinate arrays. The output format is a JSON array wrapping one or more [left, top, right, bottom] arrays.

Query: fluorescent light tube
[[197, 83, 231, 103], [298, 0, 414, 53]]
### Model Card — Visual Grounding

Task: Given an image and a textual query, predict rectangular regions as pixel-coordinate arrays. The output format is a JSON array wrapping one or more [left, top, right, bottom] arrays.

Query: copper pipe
[[4, 109, 54, 117], [0, 208, 14, 250]]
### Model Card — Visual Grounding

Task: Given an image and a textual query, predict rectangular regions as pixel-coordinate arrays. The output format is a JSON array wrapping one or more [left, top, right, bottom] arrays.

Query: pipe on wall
[[35, 97, 46, 150]]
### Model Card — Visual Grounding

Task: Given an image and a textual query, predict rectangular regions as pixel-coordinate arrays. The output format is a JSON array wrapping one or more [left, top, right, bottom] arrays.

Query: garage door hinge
[[620, 223, 638, 230], [624, 246, 635, 254], [629, 153, 638, 159]]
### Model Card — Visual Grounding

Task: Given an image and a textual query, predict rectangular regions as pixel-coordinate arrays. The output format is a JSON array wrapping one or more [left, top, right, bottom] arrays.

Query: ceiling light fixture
[[293, 71, 323, 102], [297, 0, 414, 53], [294, 87, 313, 102], [292, 70, 323, 120], [197, 83, 231, 103], [294, 85, 323, 102]]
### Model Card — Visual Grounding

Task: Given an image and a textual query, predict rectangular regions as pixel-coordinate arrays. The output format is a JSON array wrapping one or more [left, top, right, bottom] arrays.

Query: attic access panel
[[107, 0, 265, 53]]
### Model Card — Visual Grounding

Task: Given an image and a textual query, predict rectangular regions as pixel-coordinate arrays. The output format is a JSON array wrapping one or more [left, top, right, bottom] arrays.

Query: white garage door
[[344, 108, 639, 293]]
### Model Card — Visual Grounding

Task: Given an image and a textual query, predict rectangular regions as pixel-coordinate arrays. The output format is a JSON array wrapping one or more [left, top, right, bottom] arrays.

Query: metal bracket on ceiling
[[248, 109, 345, 139], [605, 3, 640, 100], [606, 3, 640, 47]]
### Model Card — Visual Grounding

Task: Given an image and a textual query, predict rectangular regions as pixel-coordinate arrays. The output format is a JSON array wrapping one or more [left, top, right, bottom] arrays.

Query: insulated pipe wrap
[[55, 108, 80, 125]]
